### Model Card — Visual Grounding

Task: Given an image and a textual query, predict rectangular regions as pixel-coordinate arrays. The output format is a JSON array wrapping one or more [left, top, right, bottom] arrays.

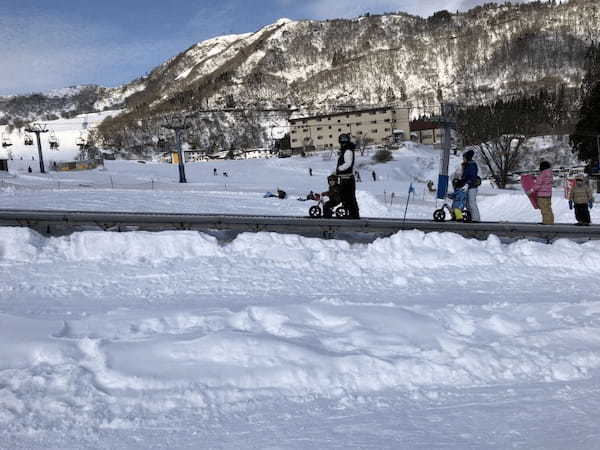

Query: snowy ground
[[1, 146, 600, 449]]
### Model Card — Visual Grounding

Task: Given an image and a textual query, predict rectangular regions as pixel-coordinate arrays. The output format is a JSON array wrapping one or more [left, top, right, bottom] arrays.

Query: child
[[448, 178, 468, 221], [569, 175, 594, 226], [321, 175, 343, 218]]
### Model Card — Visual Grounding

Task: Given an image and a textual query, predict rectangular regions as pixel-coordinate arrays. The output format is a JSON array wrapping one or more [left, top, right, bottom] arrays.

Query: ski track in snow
[[1, 149, 599, 449]]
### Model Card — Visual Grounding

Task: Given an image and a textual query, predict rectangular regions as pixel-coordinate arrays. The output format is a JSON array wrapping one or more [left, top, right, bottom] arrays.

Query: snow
[[1, 142, 600, 448]]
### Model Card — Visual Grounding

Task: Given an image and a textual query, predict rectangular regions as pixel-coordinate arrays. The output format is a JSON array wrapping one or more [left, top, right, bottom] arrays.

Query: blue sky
[[0, 0, 533, 95]]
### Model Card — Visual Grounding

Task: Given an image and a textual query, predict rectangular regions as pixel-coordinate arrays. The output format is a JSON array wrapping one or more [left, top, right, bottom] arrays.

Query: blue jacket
[[462, 161, 479, 189], [448, 189, 467, 210]]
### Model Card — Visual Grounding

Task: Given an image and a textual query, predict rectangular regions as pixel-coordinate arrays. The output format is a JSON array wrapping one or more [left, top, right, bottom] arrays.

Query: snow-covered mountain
[[1, 0, 598, 125]]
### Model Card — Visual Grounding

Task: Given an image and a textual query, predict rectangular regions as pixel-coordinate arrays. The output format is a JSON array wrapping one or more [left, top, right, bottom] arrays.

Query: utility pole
[[435, 103, 456, 200], [25, 123, 48, 174], [161, 116, 191, 183]]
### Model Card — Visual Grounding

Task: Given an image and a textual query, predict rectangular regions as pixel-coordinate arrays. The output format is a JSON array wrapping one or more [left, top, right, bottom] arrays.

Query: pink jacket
[[530, 169, 553, 197]]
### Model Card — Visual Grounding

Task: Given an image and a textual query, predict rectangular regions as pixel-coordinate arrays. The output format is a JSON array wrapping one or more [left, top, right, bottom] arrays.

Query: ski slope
[[1, 146, 600, 449]]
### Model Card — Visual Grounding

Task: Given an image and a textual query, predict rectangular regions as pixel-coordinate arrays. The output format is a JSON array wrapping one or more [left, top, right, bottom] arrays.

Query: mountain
[[1, 0, 598, 128]]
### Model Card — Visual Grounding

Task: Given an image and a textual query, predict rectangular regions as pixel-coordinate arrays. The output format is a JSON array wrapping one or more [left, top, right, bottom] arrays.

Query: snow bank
[[2, 226, 600, 445], [3, 227, 600, 273]]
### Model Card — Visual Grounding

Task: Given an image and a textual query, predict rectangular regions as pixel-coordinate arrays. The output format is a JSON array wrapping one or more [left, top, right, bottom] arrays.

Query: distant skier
[[372, 170, 377, 182], [354, 170, 361, 182], [27, 166, 32, 173], [223, 171, 228, 177], [309, 167, 313, 177], [213, 168, 217, 176], [335, 134, 360, 219]]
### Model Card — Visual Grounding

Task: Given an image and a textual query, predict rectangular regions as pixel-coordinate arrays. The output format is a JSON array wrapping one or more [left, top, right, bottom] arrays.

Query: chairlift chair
[[24, 133, 34, 146], [1, 133, 12, 148], [77, 132, 87, 149], [49, 131, 60, 150]]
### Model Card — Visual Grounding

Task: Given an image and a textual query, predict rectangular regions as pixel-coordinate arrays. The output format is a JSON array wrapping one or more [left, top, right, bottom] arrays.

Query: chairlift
[[49, 131, 60, 150], [24, 133, 34, 146], [77, 132, 87, 149], [1, 133, 12, 148]]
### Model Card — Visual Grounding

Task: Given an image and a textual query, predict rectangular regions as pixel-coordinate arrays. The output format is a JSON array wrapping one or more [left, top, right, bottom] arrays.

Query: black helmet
[[338, 134, 351, 145], [452, 178, 461, 189]]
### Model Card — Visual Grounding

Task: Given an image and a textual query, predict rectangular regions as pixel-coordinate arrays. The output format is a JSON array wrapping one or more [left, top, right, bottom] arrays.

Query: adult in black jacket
[[336, 134, 360, 219]]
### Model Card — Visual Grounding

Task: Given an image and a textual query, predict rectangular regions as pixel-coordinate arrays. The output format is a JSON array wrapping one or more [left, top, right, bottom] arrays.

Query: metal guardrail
[[0, 209, 599, 241]]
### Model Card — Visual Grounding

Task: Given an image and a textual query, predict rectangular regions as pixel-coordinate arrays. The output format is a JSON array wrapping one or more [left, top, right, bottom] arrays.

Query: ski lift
[[76, 132, 87, 149], [48, 131, 60, 150], [24, 133, 34, 146], [1, 133, 12, 148]]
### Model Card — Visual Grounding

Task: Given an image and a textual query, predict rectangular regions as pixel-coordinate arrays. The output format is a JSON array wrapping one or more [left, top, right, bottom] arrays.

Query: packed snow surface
[[1, 145, 599, 449]]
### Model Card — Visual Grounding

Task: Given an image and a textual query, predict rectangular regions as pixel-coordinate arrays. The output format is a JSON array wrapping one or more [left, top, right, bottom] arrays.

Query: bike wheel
[[433, 209, 446, 222], [309, 206, 322, 218], [335, 207, 348, 218]]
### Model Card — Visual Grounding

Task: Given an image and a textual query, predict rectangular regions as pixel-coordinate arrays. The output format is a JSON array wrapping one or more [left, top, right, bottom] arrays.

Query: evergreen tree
[[571, 43, 600, 163]]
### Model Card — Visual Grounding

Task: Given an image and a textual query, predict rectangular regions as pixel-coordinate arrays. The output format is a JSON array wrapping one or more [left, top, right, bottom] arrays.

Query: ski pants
[[574, 203, 591, 224], [467, 188, 480, 222], [537, 196, 554, 225], [339, 176, 360, 219]]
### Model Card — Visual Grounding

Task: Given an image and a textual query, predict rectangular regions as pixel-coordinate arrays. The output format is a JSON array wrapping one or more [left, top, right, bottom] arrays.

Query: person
[[223, 171, 228, 177], [427, 180, 436, 192], [569, 175, 594, 225], [322, 175, 343, 218], [309, 168, 313, 177], [336, 134, 360, 219], [297, 191, 317, 201], [448, 178, 467, 221], [213, 168, 217, 176], [529, 161, 554, 225], [277, 189, 287, 199], [27, 166, 32, 173], [459, 150, 481, 222], [372, 170, 377, 182], [355, 170, 361, 182]]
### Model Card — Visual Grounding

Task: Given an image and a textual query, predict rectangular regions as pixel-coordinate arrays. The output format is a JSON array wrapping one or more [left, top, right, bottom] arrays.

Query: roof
[[410, 119, 442, 132], [289, 107, 395, 123]]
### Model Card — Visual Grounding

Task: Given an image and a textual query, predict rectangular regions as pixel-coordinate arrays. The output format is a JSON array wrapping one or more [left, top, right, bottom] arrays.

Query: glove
[[590, 200, 594, 209], [569, 200, 573, 210]]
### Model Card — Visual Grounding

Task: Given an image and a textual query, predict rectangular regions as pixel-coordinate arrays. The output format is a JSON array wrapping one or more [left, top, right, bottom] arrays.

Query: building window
[[292, 139, 297, 142], [302, 120, 307, 124], [357, 113, 362, 117], [338, 128, 342, 132], [328, 126, 332, 129], [384, 128, 390, 132], [317, 136, 323, 140], [371, 120, 377, 124], [317, 118, 322, 122], [291, 130, 296, 134], [337, 119, 341, 123], [358, 131, 363, 135], [384, 119, 390, 123], [329, 135, 333, 138], [372, 129, 378, 133], [356, 122, 362, 126], [317, 127, 322, 131], [370, 111, 376, 115]]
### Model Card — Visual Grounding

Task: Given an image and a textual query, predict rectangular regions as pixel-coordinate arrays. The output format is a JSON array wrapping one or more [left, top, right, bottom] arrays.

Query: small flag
[[408, 183, 415, 194]]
